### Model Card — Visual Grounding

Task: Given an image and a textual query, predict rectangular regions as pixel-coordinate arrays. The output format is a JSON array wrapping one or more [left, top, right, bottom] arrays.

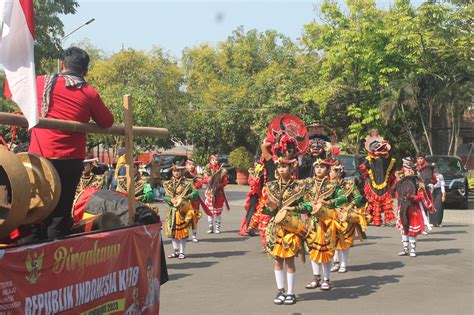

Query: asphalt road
[[159, 185, 474, 315]]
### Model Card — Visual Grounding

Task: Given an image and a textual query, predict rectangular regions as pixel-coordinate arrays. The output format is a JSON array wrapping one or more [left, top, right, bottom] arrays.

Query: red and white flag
[[0, 0, 38, 128]]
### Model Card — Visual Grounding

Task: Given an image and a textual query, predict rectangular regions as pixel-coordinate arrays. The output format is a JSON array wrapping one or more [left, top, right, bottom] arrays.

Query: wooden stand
[[123, 95, 135, 224]]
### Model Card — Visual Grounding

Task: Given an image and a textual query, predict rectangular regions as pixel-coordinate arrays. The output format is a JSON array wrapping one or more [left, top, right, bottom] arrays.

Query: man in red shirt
[[29, 47, 114, 238]]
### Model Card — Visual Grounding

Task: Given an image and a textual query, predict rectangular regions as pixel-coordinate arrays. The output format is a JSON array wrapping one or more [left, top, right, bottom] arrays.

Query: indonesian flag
[[0, 0, 38, 128]]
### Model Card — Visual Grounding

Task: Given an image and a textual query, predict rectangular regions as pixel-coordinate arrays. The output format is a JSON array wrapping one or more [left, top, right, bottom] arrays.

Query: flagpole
[[57, 18, 95, 72]]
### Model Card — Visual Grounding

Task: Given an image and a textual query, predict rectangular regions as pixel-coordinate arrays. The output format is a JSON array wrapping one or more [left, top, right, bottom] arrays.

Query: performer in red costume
[[239, 158, 264, 236], [395, 160, 428, 257], [359, 130, 397, 226], [203, 155, 229, 234]]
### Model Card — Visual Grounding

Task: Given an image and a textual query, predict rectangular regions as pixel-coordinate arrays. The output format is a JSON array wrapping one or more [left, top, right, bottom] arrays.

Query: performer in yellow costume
[[264, 154, 312, 305], [330, 160, 371, 274], [163, 160, 199, 259], [305, 158, 345, 291]]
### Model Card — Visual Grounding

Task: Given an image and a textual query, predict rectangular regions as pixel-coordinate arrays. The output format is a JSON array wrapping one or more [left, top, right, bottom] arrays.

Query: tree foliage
[[1, 0, 471, 158]]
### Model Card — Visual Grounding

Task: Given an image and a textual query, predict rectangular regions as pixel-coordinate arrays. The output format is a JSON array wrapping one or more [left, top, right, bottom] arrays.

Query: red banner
[[0, 224, 163, 315]]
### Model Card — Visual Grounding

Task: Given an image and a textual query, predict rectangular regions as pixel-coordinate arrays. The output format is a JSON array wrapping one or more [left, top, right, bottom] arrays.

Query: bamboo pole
[[0, 112, 168, 138], [123, 95, 136, 224]]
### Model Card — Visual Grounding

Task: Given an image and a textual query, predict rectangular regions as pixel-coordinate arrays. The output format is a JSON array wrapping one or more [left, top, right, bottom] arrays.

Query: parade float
[[0, 97, 169, 315]]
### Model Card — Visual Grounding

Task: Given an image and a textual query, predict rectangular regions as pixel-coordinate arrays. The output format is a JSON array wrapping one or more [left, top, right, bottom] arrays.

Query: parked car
[[337, 154, 366, 203], [156, 154, 188, 180], [426, 155, 469, 209]]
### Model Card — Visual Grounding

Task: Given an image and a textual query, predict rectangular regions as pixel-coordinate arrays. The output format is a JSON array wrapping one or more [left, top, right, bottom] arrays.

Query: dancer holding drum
[[330, 160, 372, 273], [394, 159, 427, 257], [305, 158, 344, 291], [264, 152, 312, 305], [163, 160, 199, 259]]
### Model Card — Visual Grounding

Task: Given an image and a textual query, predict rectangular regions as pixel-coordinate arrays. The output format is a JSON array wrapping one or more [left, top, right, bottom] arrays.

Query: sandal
[[321, 280, 332, 291], [283, 294, 296, 305], [178, 253, 186, 259], [167, 252, 179, 259], [273, 289, 286, 305], [305, 276, 321, 289], [338, 266, 347, 273], [330, 263, 340, 272]]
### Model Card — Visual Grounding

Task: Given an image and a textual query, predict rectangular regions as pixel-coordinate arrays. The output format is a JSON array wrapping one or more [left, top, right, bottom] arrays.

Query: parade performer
[[163, 161, 199, 259], [305, 158, 342, 291], [299, 124, 338, 179], [359, 130, 396, 226], [264, 154, 312, 305], [184, 159, 207, 242], [75, 158, 108, 197], [239, 158, 264, 236], [203, 155, 229, 234], [116, 161, 155, 203], [28, 47, 114, 238], [416, 153, 436, 233], [330, 160, 370, 273], [259, 114, 309, 250], [395, 160, 427, 257]]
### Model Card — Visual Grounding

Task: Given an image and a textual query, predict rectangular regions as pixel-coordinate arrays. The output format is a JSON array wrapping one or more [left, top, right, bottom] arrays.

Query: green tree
[[34, 0, 79, 74], [87, 48, 186, 155]]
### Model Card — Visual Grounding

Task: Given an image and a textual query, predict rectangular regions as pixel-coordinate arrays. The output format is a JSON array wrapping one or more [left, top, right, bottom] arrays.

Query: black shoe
[[273, 289, 286, 305], [283, 294, 296, 305]]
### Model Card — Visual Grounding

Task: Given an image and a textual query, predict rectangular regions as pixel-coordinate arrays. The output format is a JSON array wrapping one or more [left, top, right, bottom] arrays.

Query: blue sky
[[60, 0, 424, 57]]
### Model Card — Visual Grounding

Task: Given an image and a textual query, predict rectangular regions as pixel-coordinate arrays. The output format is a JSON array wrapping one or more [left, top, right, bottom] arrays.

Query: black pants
[[41, 159, 83, 238], [245, 194, 259, 230], [429, 188, 444, 226]]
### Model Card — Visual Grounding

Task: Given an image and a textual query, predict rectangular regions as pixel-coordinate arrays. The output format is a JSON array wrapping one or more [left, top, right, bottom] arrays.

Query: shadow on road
[[417, 248, 463, 256], [200, 237, 248, 243], [352, 242, 376, 247], [417, 237, 456, 242], [187, 250, 249, 259], [443, 224, 469, 228], [299, 274, 403, 301], [366, 235, 392, 240], [167, 261, 218, 270], [430, 230, 468, 235], [349, 261, 405, 272], [219, 229, 241, 234], [168, 273, 191, 281]]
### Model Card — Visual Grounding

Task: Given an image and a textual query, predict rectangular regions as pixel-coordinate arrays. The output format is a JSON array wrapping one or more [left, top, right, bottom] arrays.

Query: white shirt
[[433, 173, 445, 193]]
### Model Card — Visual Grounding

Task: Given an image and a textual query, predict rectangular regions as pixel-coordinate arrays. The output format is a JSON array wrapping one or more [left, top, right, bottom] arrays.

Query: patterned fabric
[[304, 177, 341, 263], [41, 72, 86, 117], [334, 178, 368, 250], [116, 175, 153, 202], [264, 179, 311, 259], [396, 178, 426, 236], [163, 177, 198, 239], [203, 163, 228, 217]]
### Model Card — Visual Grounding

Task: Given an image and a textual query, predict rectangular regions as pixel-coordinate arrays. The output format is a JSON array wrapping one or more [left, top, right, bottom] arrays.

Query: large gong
[[16, 152, 61, 224], [0, 146, 30, 238]]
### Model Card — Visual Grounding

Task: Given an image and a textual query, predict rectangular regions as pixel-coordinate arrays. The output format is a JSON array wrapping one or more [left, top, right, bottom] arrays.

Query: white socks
[[207, 216, 222, 229], [340, 250, 349, 268], [311, 260, 321, 276], [333, 250, 340, 263], [171, 238, 179, 252], [274, 269, 286, 290], [274, 269, 295, 294], [402, 234, 409, 248], [287, 272, 295, 295], [179, 239, 186, 254], [322, 262, 331, 281]]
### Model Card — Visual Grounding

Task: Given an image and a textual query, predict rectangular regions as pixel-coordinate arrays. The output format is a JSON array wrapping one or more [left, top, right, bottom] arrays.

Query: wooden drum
[[274, 208, 307, 237]]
